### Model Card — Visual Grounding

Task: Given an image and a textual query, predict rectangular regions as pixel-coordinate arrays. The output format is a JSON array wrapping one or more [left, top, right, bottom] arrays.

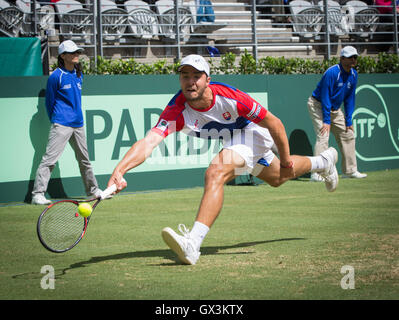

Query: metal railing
[[1, 0, 398, 67]]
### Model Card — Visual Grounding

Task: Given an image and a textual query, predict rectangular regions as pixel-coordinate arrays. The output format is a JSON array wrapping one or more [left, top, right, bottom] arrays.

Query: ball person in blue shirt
[[31, 40, 102, 205], [307, 46, 367, 181]]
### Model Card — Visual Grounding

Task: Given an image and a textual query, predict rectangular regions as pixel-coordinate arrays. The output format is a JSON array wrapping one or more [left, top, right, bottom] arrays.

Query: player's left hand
[[280, 160, 294, 169], [280, 159, 295, 178]]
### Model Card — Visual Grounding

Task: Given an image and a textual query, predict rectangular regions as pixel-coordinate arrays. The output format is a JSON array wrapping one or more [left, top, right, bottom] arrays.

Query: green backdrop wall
[[0, 74, 398, 203], [0, 38, 43, 76]]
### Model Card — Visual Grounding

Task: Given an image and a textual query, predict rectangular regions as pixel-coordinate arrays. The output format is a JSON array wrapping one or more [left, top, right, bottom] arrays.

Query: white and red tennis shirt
[[152, 82, 267, 139]]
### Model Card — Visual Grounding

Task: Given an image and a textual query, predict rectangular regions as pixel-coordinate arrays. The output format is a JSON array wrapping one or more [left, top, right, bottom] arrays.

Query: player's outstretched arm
[[257, 111, 292, 167], [107, 131, 165, 192]]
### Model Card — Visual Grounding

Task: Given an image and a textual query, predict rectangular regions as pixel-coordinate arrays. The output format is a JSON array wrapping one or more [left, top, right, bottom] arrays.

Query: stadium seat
[[344, 0, 379, 39], [317, 0, 347, 37], [124, 0, 158, 39], [289, 0, 323, 40], [0, 0, 24, 37], [100, 0, 128, 42], [155, 0, 193, 42], [54, 0, 92, 42], [15, 0, 55, 36]]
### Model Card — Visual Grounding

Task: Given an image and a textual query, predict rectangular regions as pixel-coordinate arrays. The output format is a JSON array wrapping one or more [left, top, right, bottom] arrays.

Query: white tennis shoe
[[162, 224, 201, 265], [342, 171, 367, 179], [31, 194, 52, 205], [310, 172, 324, 182], [319, 147, 339, 192]]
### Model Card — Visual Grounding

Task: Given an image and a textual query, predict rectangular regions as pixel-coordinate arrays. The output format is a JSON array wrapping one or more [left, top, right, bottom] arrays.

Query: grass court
[[0, 169, 398, 301]]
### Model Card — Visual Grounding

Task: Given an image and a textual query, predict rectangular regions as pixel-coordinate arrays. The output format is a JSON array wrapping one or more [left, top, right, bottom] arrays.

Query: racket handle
[[100, 178, 126, 200], [101, 184, 117, 200]]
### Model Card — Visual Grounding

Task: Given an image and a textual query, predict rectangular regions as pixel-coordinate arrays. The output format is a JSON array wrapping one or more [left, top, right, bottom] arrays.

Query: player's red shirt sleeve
[[151, 93, 185, 138], [234, 89, 267, 123]]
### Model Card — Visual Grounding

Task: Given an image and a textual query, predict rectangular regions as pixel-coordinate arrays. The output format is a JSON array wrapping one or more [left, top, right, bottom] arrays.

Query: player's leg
[[249, 121, 338, 191], [32, 124, 72, 204], [69, 127, 101, 197], [162, 148, 244, 265], [253, 154, 312, 187], [254, 147, 338, 192], [195, 147, 244, 227]]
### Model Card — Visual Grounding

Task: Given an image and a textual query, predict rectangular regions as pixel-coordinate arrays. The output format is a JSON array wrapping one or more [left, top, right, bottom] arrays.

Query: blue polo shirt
[[45, 67, 84, 128], [312, 63, 357, 127]]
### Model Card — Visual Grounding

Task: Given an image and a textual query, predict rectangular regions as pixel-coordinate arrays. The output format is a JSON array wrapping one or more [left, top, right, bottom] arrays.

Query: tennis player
[[107, 54, 339, 265]]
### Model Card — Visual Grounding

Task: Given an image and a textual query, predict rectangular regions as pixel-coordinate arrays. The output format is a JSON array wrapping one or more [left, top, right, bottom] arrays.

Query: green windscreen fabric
[[0, 37, 43, 76]]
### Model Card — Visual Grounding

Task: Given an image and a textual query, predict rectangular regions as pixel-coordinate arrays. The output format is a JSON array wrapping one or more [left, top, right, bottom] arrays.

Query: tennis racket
[[37, 184, 117, 253]]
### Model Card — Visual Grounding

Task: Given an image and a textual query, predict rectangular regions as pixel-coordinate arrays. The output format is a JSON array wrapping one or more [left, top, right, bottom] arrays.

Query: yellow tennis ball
[[78, 202, 92, 218]]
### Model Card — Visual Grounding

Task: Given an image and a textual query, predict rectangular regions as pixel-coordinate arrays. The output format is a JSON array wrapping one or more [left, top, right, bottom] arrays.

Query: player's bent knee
[[252, 164, 283, 187], [256, 173, 283, 188], [268, 179, 283, 188], [205, 165, 222, 182], [205, 165, 231, 186]]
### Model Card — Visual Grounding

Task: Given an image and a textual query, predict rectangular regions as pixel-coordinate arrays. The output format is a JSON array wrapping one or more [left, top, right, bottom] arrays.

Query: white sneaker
[[162, 224, 201, 265], [310, 172, 324, 182], [319, 147, 339, 192], [31, 194, 51, 205], [342, 171, 367, 179]]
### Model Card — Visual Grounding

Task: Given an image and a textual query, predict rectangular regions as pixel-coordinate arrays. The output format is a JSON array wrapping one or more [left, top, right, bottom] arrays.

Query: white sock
[[307, 155, 328, 172], [189, 221, 209, 250]]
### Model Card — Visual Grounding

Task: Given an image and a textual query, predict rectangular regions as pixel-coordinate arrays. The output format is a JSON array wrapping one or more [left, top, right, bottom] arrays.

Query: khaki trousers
[[32, 123, 99, 197], [307, 96, 357, 174]]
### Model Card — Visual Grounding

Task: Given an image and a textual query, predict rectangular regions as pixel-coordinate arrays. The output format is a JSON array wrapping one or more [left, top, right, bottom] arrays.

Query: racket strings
[[39, 201, 86, 251]]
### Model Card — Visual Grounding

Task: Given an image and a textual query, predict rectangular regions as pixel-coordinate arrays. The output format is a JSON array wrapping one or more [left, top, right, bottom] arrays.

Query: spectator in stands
[[375, 0, 399, 51], [375, 0, 399, 16], [307, 46, 367, 182], [257, 0, 272, 17], [257, 0, 289, 22], [272, 0, 286, 23], [142, 0, 157, 13], [31, 40, 102, 205], [196, 0, 215, 23]]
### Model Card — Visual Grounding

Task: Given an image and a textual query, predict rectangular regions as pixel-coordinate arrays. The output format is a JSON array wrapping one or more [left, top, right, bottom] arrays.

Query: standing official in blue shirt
[[307, 46, 367, 181], [31, 40, 102, 205]]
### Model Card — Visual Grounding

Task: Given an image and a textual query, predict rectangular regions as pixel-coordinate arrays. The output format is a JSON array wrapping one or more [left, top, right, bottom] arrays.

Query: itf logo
[[353, 84, 399, 162]]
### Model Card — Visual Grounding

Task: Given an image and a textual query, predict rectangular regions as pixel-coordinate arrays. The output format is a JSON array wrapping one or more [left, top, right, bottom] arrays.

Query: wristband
[[280, 161, 294, 169]]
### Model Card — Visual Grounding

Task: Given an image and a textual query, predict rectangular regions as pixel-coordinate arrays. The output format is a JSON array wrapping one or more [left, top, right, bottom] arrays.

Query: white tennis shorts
[[223, 122, 275, 176]]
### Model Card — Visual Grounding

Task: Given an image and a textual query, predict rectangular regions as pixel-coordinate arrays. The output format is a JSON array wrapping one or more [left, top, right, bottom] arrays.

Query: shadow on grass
[[12, 238, 305, 279], [64, 237, 305, 273]]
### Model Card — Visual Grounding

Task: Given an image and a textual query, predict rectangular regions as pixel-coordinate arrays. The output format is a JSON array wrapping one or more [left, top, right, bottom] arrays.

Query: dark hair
[[57, 55, 83, 78]]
